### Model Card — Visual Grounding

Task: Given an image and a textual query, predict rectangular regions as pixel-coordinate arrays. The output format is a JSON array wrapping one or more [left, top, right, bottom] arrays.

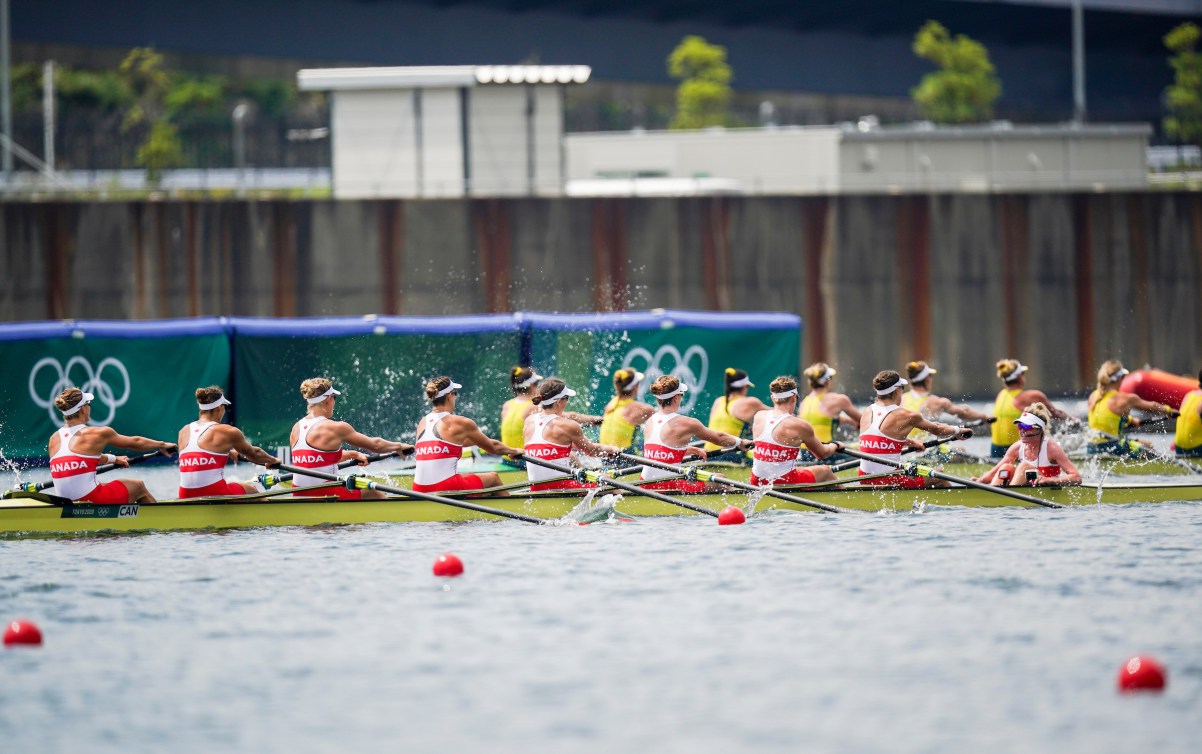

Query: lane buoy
[[432, 553, 464, 577], [1117, 655, 1167, 692], [3, 619, 43, 647], [717, 506, 746, 525]]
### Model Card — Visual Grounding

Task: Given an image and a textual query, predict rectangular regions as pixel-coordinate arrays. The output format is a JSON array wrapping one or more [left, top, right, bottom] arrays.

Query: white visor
[[1015, 411, 1047, 429], [199, 396, 232, 410], [654, 383, 689, 401], [815, 366, 836, 385], [306, 386, 342, 405], [771, 388, 799, 401], [517, 372, 542, 389], [728, 376, 752, 389], [1002, 363, 1029, 382], [910, 365, 935, 383], [875, 377, 908, 396], [1110, 368, 1129, 382], [542, 386, 577, 405], [61, 392, 95, 416], [433, 381, 463, 400]]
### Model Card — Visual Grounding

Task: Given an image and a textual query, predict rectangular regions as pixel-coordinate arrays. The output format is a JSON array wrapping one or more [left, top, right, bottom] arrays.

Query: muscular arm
[[621, 402, 656, 425], [335, 422, 414, 456], [928, 395, 988, 423], [564, 411, 603, 426], [785, 419, 840, 460], [453, 417, 521, 457], [1114, 393, 1176, 418], [731, 396, 772, 423], [833, 395, 862, 425], [684, 416, 747, 452], [1018, 390, 1068, 419], [976, 444, 1020, 484], [1042, 441, 1081, 485], [219, 427, 280, 468], [102, 428, 177, 455], [561, 422, 621, 458]]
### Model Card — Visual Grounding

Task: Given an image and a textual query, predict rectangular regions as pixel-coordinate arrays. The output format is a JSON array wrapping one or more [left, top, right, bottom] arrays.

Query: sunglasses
[[1016, 422, 1040, 431]]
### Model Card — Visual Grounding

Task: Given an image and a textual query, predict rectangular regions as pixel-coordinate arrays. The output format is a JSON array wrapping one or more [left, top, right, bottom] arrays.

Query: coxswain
[[522, 378, 623, 491], [413, 376, 520, 494], [902, 360, 989, 443], [989, 359, 1070, 458], [1174, 368, 1202, 458], [177, 386, 280, 499], [47, 387, 177, 503], [858, 371, 973, 488], [797, 362, 861, 463], [749, 376, 841, 487], [975, 403, 1080, 487], [290, 378, 413, 499], [640, 375, 751, 492], [1087, 360, 1178, 458], [598, 369, 655, 453], [704, 368, 771, 463]]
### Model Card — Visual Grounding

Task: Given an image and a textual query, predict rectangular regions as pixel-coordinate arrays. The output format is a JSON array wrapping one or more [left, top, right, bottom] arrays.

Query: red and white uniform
[[640, 412, 706, 493], [524, 414, 592, 492], [50, 424, 127, 503], [858, 404, 925, 488], [749, 412, 815, 486], [178, 422, 240, 498], [1016, 436, 1061, 478], [291, 416, 358, 499], [413, 412, 483, 493]]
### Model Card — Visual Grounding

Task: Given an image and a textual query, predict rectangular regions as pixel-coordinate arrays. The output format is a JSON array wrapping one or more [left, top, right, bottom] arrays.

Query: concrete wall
[[3, 193, 1199, 397]]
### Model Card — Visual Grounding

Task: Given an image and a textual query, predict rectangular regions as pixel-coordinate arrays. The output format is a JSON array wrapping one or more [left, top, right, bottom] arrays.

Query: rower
[[598, 369, 655, 453], [523, 378, 623, 491], [797, 362, 861, 463], [902, 360, 988, 443], [1087, 360, 1178, 458], [1174, 368, 1202, 458], [640, 375, 752, 492], [413, 376, 520, 494], [290, 378, 413, 499], [499, 366, 543, 467], [703, 367, 771, 463], [858, 371, 973, 488], [975, 403, 1080, 487], [47, 387, 177, 504], [989, 359, 1070, 458], [749, 376, 841, 487], [177, 386, 279, 499]]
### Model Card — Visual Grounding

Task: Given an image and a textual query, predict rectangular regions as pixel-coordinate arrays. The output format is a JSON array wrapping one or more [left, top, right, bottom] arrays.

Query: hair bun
[[725, 367, 735, 376]]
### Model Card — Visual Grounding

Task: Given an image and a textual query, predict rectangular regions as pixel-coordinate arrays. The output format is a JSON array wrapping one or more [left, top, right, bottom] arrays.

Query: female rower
[[902, 360, 989, 447], [290, 377, 413, 500], [990, 359, 1069, 458], [177, 386, 279, 499], [975, 403, 1080, 487], [413, 376, 521, 494], [1174, 369, 1202, 458], [1087, 360, 1178, 458], [797, 362, 861, 463], [598, 368, 655, 453], [640, 375, 752, 492], [704, 368, 771, 463], [499, 366, 542, 469], [523, 378, 623, 491], [749, 376, 841, 487], [47, 387, 177, 504]]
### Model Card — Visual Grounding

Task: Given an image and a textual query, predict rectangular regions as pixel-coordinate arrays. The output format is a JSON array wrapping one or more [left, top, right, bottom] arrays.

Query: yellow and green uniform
[[500, 397, 532, 449], [902, 391, 933, 442], [600, 396, 638, 449], [1175, 390, 1202, 456], [799, 393, 837, 443], [1087, 389, 1143, 457], [704, 396, 748, 452], [990, 388, 1022, 457]]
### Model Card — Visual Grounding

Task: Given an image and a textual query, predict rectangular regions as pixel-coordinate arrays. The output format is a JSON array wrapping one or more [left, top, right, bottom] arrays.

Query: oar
[[831, 435, 955, 473], [1086, 426, 1202, 474], [518, 454, 721, 518], [836, 448, 1065, 509], [454, 463, 651, 497], [271, 462, 547, 524], [617, 451, 856, 514], [6, 450, 167, 497], [258, 451, 399, 488]]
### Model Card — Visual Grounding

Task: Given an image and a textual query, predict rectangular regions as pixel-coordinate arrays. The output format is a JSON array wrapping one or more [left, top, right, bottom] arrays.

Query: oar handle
[[259, 450, 398, 488], [519, 453, 719, 517]]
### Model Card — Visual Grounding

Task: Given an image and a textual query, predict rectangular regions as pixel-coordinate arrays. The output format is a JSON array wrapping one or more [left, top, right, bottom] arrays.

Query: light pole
[[232, 103, 248, 195], [2, 0, 13, 178], [1072, 0, 1086, 124]]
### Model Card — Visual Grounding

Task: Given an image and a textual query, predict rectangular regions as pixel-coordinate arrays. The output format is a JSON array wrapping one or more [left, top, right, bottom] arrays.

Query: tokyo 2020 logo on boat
[[620, 345, 708, 413], [28, 356, 131, 426]]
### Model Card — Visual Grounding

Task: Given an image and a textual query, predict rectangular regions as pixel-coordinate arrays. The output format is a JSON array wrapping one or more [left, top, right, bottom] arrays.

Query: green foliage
[[56, 67, 132, 111], [667, 35, 733, 130], [136, 121, 185, 184], [165, 74, 228, 118], [1164, 23, 1202, 145], [910, 20, 1001, 123]]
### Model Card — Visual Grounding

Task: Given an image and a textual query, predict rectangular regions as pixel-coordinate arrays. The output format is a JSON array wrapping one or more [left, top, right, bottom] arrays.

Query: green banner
[[0, 321, 231, 462]]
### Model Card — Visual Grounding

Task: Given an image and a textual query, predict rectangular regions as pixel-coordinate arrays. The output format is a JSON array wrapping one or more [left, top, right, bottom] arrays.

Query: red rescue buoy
[[1120, 369, 1199, 410], [717, 506, 746, 525], [1117, 655, 1167, 692], [3, 619, 43, 647], [432, 553, 464, 577]]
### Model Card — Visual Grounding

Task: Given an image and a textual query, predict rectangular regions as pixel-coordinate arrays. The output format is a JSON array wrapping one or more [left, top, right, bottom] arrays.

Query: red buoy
[[432, 553, 464, 577], [717, 506, 746, 525], [1117, 655, 1167, 692], [3, 619, 43, 647]]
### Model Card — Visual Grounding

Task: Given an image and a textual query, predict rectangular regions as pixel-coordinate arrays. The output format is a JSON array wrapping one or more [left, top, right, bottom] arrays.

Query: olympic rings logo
[[29, 356, 131, 426], [620, 345, 709, 413]]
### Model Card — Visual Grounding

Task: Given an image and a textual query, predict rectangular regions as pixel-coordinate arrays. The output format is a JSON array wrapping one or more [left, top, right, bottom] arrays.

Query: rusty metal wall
[[2, 194, 1199, 396]]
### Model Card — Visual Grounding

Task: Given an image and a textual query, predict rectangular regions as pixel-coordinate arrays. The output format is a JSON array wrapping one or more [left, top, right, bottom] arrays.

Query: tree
[[668, 35, 733, 130], [118, 47, 184, 184], [911, 21, 1001, 124], [1164, 23, 1202, 148]]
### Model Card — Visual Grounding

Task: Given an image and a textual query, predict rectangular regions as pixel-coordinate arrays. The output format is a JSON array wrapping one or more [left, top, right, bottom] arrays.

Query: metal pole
[[232, 103, 247, 196], [43, 59, 54, 180], [2, 0, 12, 176], [1072, 0, 1086, 123]]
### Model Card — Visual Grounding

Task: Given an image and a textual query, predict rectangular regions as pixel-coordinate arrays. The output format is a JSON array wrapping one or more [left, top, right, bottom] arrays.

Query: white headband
[[728, 376, 751, 389], [306, 386, 342, 405], [1002, 363, 1029, 382], [516, 372, 542, 389], [433, 381, 463, 400], [1015, 411, 1047, 429], [771, 388, 799, 401], [875, 377, 908, 396], [814, 366, 836, 385], [910, 365, 935, 383], [654, 384, 689, 401], [1108, 368, 1129, 382], [199, 395, 232, 410], [61, 392, 94, 416], [541, 386, 576, 405]]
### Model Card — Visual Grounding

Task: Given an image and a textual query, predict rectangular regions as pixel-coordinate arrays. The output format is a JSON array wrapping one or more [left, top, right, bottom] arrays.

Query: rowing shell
[[3, 479, 1200, 537]]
